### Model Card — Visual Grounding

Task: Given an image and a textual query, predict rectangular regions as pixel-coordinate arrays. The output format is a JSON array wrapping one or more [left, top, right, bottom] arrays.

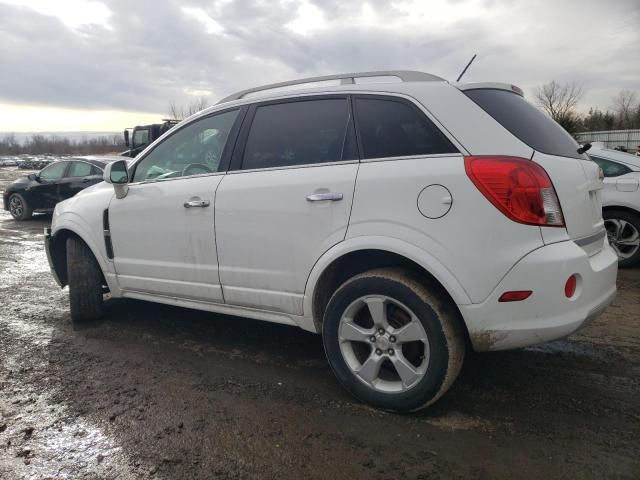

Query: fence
[[575, 129, 640, 152]]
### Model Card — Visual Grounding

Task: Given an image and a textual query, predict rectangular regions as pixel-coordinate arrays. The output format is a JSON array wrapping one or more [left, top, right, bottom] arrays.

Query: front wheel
[[322, 268, 466, 413], [604, 210, 640, 268], [8, 193, 32, 220], [66, 237, 104, 322]]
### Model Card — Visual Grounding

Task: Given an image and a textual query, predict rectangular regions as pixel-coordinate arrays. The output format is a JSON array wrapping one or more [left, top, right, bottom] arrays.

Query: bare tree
[[168, 97, 211, 120], [611, 90, 637, 129], [533, 80, 584, 132]]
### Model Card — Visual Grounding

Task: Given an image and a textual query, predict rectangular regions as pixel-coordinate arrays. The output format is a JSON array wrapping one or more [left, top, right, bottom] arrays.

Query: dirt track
[[0, 167, 639, 479]]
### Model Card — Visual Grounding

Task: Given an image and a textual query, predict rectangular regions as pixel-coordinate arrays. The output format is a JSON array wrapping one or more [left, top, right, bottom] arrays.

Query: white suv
[[586, 142, 640, 267], [45, 71, 618, 412]]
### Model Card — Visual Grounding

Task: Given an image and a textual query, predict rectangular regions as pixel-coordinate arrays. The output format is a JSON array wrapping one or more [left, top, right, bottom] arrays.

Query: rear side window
[[354, 97, 457, 159], [242, 98, 354, 170], [589, 156, 632, 177], [67, 161, 94, 177], [464, 89, 583, 159]]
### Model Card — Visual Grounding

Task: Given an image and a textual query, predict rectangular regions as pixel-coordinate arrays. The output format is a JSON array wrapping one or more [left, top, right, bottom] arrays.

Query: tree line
[[533, 81, 640, 134], [0, 133, 125, 156]]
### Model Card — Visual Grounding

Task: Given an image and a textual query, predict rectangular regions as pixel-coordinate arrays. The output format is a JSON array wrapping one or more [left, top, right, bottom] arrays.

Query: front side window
[[589, 156, 632, 177], [242, 98, 353, 170], [67, 161, 94, 177], [133, 109, 239, 182], [355, 97, 458, 159], [39, 161, 67, 180]]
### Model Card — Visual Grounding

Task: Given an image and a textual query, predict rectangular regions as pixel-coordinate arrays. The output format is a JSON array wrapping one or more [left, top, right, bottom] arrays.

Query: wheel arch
[[603, 204, 640, 218], [48, 227, 107, 288], [304, 238, 472, 334]]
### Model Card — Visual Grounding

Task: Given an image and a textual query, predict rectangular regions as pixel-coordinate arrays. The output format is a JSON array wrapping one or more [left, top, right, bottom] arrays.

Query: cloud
[[0, 0, 638, 118]]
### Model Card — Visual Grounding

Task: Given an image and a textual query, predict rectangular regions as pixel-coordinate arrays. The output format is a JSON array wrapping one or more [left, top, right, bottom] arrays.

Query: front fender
[[303, 235, 473, 322]]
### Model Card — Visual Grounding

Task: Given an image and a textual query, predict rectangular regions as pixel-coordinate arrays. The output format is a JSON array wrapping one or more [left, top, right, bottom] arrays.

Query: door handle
[[306, 192, 343, 202], [183, 200, 210, 208]]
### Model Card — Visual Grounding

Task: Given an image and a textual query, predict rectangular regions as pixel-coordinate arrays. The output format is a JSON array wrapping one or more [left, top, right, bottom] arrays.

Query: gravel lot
[[0, 166, 639, 479]]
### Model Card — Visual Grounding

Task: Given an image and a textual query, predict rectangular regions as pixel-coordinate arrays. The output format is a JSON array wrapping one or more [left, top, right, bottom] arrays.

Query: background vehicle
[[588, 142, 640, 266], [122, 119, 179, 157], [3, 156, 123, 220], [45, 71, 617, 412]]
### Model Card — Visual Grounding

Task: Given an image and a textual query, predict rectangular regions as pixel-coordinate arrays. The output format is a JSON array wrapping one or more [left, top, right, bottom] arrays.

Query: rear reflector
[[498, 290, 532, 302], [465, 156, 565, 227], [565, 275, 577, 298]]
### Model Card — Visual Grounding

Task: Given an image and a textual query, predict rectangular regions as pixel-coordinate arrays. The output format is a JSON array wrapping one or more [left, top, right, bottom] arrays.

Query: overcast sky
[[0, 0, 638, 131]]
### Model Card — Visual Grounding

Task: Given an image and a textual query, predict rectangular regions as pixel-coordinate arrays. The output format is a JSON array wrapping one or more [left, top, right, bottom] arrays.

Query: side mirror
[[124, 129, 130, 148], [27, 173, 39, 181], [104, 160, 129, 199]]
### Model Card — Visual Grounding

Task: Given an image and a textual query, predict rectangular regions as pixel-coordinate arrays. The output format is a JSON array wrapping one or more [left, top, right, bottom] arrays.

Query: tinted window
[[67, 161, 94, 177], [132, 128, 149, 149], [589, 156, 632, 177], [133, 109, 239, 182], [39, 161, 67, 180], [355, 97, 457, 159], [242, 98, 352, 170], [465, 89, 583, 160]]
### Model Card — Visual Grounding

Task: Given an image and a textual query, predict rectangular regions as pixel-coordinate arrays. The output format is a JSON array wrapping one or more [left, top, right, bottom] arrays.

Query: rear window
[[464, 89, 583, 159]]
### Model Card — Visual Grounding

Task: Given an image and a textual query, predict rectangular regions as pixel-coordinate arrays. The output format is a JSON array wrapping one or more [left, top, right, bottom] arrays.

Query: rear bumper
[[460, 239, 618, 351]]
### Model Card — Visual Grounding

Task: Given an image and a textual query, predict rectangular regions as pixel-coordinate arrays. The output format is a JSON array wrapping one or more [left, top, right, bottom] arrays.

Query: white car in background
[[588, 143, 640, 267]]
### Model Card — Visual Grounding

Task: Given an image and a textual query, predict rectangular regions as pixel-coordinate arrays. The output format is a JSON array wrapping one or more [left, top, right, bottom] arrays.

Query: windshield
[[132, 128, 150, 149]]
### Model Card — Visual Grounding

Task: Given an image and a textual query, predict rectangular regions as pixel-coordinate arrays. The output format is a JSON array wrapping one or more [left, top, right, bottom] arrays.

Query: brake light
[[464, 156, 565, 227]]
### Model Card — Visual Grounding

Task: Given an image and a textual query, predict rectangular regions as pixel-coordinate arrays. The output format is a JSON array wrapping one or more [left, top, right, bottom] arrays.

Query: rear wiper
[[577, 143, 592, 154]]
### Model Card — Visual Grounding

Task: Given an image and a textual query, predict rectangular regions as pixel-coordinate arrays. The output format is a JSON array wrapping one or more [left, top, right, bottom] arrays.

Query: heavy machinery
[[122, 119, 180, 157]]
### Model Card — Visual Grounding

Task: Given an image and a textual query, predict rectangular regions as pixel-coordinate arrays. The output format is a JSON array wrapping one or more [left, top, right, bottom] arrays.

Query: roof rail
[[218, 70, 444, 104]]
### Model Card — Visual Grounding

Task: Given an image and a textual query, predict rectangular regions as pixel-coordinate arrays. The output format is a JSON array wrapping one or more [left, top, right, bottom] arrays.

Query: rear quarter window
[[589, 155, 632, 177], [464, 89, 584, 160], [354, 97, 458, 159]]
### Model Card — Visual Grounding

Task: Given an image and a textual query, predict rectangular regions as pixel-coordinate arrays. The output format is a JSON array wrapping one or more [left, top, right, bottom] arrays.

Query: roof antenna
[[456, 54, 477, 82]]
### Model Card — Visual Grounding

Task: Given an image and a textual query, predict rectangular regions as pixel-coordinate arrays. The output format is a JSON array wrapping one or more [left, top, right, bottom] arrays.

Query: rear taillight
[[464, 156, 565, 227]]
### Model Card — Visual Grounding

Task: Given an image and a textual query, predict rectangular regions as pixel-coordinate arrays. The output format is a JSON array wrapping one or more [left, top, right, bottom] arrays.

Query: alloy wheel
[[605, 218, 640, 260], [338, 295, 430, 393], [9, 195, 24, 219]]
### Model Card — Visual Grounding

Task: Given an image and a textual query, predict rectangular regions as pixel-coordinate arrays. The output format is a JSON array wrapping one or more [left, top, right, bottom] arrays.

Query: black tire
[[8, 193, 32, 220], [322, 268, 466, 413], [66, 236, 104, 322], [604, 210, 640, 268]]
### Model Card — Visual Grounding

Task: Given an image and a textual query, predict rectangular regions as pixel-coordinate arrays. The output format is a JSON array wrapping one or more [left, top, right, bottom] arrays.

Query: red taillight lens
[[464, 156, 564, 227], [498, 290, 532, 302], [565, 275, 577, 298]]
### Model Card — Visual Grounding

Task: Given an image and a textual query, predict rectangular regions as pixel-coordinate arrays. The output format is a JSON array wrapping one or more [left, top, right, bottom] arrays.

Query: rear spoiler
[[456, 82, 524, 97]]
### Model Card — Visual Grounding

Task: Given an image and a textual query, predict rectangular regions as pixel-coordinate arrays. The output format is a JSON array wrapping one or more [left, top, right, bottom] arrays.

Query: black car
[[3, 156, 122, 220]]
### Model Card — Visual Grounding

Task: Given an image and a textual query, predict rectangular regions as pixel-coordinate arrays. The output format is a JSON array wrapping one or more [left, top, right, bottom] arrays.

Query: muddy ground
[[0, 166, 638, 479]]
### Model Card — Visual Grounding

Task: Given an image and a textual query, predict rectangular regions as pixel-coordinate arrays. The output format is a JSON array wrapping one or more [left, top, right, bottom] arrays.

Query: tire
[[8, 193, 32, 220], [322, 268, 466, 413], [66, 237, 104, 322], [604, 210, 640, 268]]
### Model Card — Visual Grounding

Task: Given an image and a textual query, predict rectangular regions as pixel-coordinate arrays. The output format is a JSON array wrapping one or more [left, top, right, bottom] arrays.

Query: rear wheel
[[8, 193, 32, 220], [66, 237, 104, 322], [322, 268, 465, 412], [604, 210, 640, 268]]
